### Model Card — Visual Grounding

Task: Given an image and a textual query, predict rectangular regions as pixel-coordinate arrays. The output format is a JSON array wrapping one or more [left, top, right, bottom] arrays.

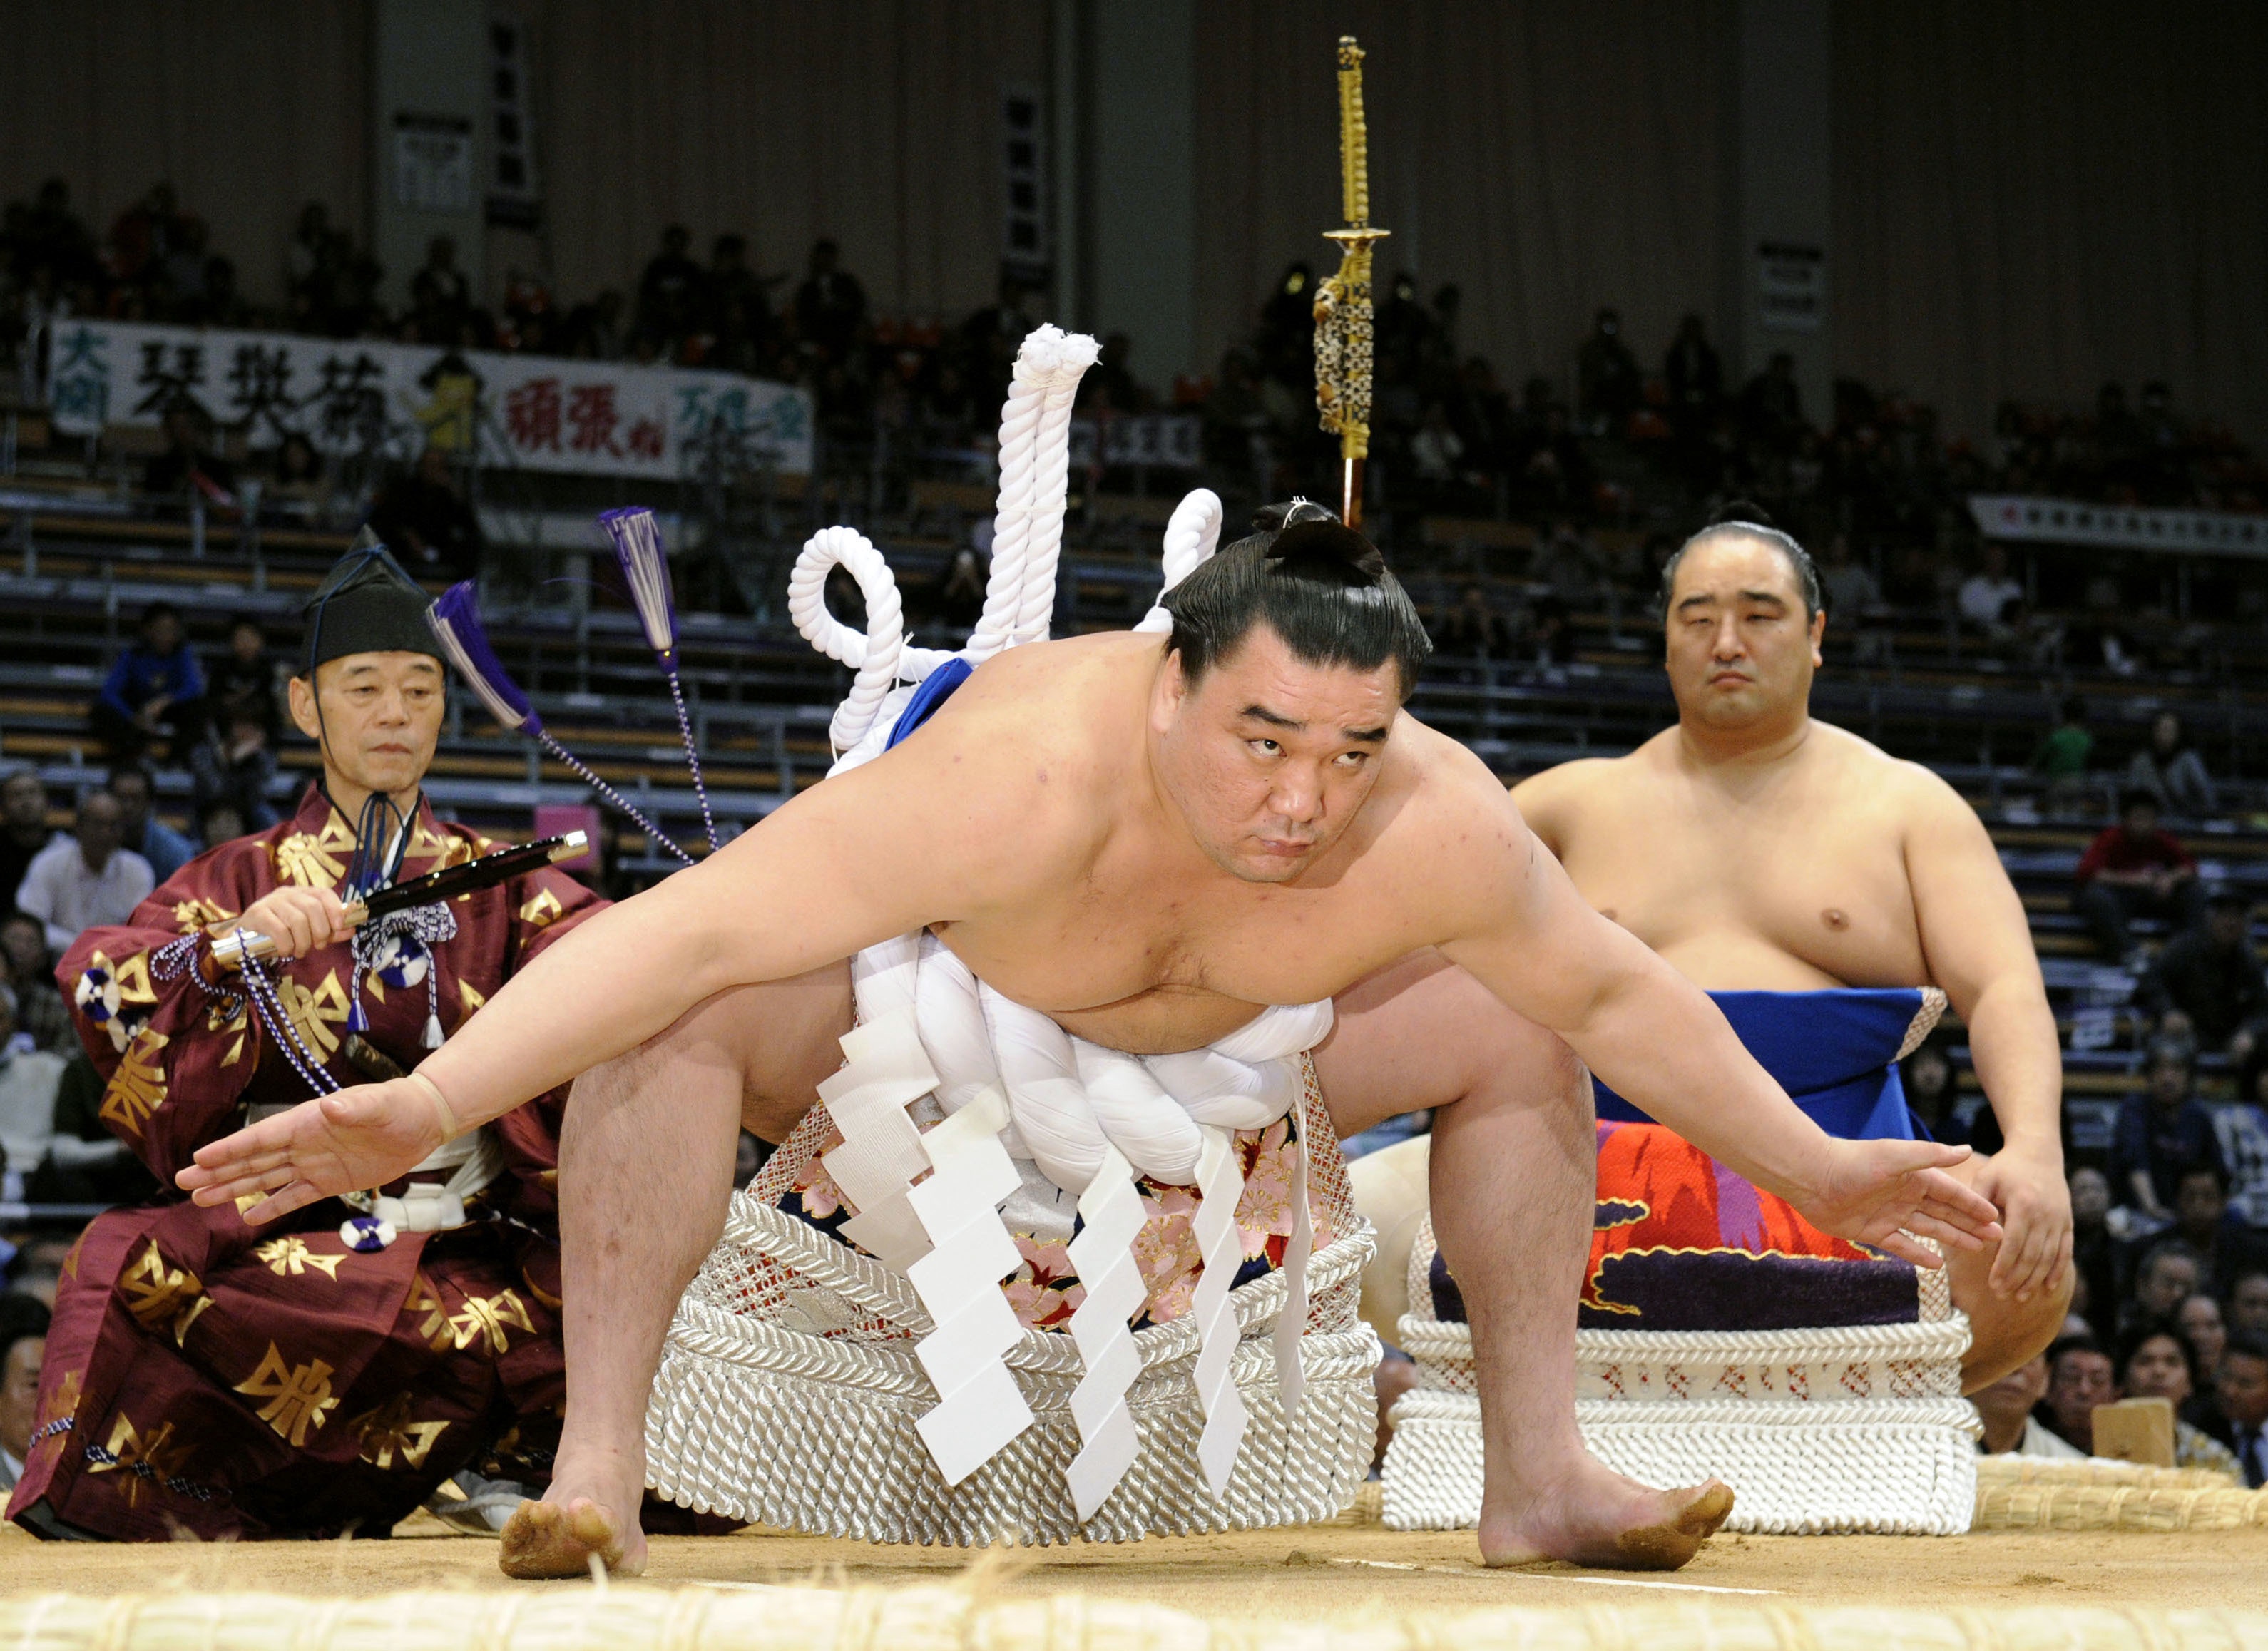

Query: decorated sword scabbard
[[207, 832, 589, 971], [1314, 35, 1389, 526]]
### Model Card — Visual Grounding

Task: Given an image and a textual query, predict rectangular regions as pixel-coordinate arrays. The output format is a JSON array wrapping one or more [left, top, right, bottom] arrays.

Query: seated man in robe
[[1382, 507, 2064, 1389], [9, 540, 603, 1540], [182, 502, 1998, 1577]]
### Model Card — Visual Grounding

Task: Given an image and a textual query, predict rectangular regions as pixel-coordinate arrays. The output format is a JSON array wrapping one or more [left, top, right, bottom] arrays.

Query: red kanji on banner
[[624, 418, 665, 460], [566, 383, 622, 455], [504, 377, 563, 451]]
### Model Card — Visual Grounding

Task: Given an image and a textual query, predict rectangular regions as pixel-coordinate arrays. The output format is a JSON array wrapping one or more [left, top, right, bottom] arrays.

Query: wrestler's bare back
[[1512, 720, 1964, 993]]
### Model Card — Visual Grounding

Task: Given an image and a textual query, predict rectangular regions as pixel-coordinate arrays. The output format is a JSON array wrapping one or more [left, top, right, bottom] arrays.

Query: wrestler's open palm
[[1795, 1138, 2003, 1269], [175, 1081, 444, 1227]]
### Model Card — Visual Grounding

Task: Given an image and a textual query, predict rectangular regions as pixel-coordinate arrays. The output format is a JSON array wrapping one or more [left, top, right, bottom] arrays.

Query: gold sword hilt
[[1317, 35, 1389, 520], [1337, 36, 1369, 229]]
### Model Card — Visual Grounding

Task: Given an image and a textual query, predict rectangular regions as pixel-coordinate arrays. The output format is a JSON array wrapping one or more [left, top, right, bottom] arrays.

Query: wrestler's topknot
[[1659, 500, 1822, 618], [1160, 499, 1431, 695]]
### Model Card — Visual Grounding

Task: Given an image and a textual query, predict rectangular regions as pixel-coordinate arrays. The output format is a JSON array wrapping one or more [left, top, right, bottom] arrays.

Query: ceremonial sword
[[1313, 35, 1389, 531], [208, 831, 590, 970]]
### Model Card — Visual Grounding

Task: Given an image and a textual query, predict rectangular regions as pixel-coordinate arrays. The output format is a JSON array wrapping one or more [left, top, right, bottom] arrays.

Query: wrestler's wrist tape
[[405, 1069, 463, 1143]]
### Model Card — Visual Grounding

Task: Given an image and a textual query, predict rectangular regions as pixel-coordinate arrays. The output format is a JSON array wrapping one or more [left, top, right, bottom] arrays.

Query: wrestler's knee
[[1322, 953, 1585, 1136], [566, 992, 736, 1115], [1454, 1007, 1585, 1117], [1953, 1258, 2073, 1393], [1938, 1151, 2076, 1391]]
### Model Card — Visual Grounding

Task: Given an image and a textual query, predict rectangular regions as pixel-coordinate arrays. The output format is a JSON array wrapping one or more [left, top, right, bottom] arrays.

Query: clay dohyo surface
[[4, 1518, 2265, 1615]]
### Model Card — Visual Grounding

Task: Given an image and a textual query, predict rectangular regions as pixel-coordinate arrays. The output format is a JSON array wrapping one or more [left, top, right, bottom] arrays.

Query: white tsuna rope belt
[[775, 325, 1330, 1519]]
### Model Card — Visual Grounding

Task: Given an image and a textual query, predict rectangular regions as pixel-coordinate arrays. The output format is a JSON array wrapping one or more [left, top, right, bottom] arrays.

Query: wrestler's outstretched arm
[[177, 702, 1078, 1222], [1435, 782, 2002, 1268]]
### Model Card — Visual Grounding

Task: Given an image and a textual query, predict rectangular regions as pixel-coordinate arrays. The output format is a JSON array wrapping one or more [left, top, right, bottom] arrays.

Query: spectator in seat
[[1434, 583, 1511, 658], [2174, 1165, 2263, 1294], [0, 1295, 47, 1497], [706, 232, 774, 373], [1663, 312, 1722, 431], [265, 433, 327, 511], [1818, 533, 1882, 619], [1534, 519, 1605, 606], [1409, 402, 1470, 502], [793, 237, 867, 367], [91, 602, 208, 762], [2113, 1043, 2224, 1224], [410, 234, 471, 339], [558, 289, 625, 362], [1, 913, 68, 1054], [2220, 1046, 2268, 1232], [2040, 1334, 2119, 1454], [190, 696, 279, 832], [2075, 790, 2204, 966], [103, 763, 193, 885], [0, 983, 62, 1191], [195, 800, 246, 853], [2031, 696, 2094, 819], [634, 224, 705, 357], [1737, 350, 1804, 449], [1958, 543, 2025, 638], [0, 770, 52, 924], [2124, 1241, 2205, 1342], [366, 445, 484, 580], [45, 1046, 155, 1207], [13, 791, 152, 956], [934, 545, 986, 634], [1076, 332, 1145, 414], [2232, 1270, 2268, 1339], [2118, 1326, 2243, 1475], [1901, 1037, 1961, 1140], [2181, 1292, 2228, 1384], [193, 255, 249, 329], [2209, 1331, 2268, 1487], [2126, 710, 2215, 818], [2143, 889, 2265, 1068], [1971, 1353, 2083, 1458], [141, 397, 236, 507], [204, 618, 285, 743], [1575, 307, 1641, 429], [2069, 1165, 2118, 1339], [0, 983, 119, 1208]]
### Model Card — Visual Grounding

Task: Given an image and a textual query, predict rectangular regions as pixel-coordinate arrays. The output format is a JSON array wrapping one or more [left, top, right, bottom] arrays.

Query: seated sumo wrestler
[[1354, 506, 2071, 1390], [9, 541, 605, 1540], [179, 505, 2001, 1578]]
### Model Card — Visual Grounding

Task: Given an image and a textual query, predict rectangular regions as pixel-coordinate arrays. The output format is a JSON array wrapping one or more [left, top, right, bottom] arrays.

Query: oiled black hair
[[1659, 500, 1822, 618], [1161, 501, 1432, 695]]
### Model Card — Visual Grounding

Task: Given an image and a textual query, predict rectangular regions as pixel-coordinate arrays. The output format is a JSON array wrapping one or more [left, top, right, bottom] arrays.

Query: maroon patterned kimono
[[8, 784, 603, 1539]]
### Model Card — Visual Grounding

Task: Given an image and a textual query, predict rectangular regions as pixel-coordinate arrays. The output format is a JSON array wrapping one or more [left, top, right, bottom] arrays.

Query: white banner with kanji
[[1968, 494, 2268, 561], [41, 319, 813, 479]]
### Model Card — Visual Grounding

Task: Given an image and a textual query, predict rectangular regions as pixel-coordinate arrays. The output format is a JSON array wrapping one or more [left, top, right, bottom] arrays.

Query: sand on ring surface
[[5, 1515, 2266, 1617]]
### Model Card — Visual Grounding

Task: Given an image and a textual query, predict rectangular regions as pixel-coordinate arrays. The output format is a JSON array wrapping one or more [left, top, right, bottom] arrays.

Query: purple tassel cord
[[427, 582, 695, 867], [535, 730, 693, 867], [599, 508, 719, 852], [429, 583, 540, 734], [597, 506, 677, 654]]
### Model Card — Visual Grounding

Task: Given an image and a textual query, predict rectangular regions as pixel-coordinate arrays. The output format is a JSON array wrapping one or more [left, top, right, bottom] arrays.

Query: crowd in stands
[[9, 174, 2268, 550]]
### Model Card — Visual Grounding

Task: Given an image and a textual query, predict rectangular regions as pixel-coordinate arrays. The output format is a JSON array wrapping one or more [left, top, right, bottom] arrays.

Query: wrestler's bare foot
[[1481, 1459, 1735, 1571], [499, 1452, 648, 1579]]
